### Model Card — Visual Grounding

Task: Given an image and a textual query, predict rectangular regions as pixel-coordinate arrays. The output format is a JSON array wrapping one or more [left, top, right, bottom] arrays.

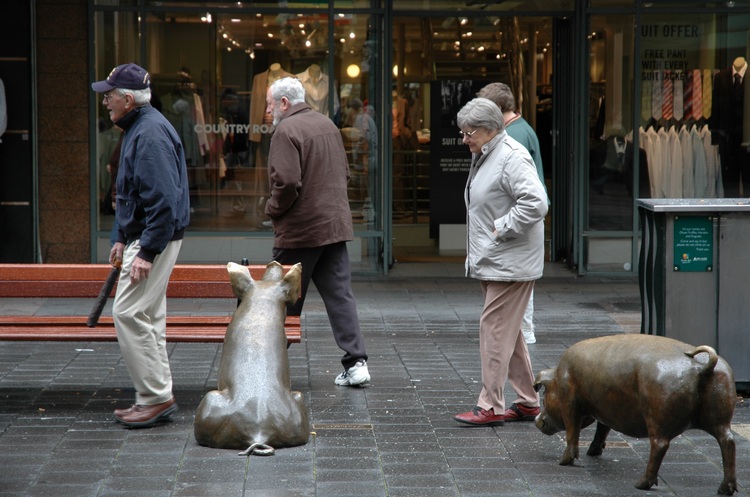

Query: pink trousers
[[476, 280, 539, 415]]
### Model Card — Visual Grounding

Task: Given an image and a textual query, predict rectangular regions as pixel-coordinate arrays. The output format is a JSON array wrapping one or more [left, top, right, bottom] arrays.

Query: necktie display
[[673, 78, 684, 121], [642, 79, 653, 121], [692, 68, 703, 120], [662, 72, 674, 120], [702, 69, 712, 119], [734, 72, 742, 99], [652, 71, 663, 120], [683, 70, 693, 119]]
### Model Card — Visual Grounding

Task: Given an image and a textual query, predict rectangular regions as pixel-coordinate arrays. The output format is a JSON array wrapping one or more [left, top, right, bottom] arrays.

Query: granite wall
[[37, 0, 90, 262]]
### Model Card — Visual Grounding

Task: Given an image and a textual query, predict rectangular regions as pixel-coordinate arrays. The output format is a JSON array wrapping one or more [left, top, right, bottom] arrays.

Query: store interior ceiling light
[[346, 64, 360, 78], [163, 11, 551, 81]]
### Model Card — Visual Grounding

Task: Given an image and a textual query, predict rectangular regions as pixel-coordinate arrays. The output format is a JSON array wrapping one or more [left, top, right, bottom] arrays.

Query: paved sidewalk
[[0, 262, 748, 497]]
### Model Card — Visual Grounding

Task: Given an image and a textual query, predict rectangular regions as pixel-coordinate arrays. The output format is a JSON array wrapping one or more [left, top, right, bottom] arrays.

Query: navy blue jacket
[[114, 104, 190, 262]]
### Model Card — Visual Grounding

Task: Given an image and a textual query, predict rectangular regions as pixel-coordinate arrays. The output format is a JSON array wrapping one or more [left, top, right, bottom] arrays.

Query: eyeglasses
[[102, 93, 116, 102], [459, 129, 480, 138]]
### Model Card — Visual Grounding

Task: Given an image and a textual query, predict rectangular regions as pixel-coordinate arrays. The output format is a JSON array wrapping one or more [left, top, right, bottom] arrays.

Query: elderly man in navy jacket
[[92, 63, 190, 427]]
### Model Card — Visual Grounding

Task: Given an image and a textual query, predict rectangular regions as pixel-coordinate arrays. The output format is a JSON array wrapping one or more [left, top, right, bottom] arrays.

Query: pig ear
[[227, 262, 254, 299], [263, 260, 285, 281], [283, 263, 303, 305], [534, 368, 555, 392]]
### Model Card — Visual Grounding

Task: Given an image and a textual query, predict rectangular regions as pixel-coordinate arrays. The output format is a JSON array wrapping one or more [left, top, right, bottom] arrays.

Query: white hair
[[457, 97, 505, 133], [117, 87, 151, 106], [269, 77, 306, 105]]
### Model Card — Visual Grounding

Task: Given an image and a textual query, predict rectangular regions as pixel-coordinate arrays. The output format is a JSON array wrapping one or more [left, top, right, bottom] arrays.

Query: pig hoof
[[559, 446, 579, 466], [718, 480, 737, 495], [558, 456, 575, 466], [586, 442, 605, 457], [634, 477, 656, 490]]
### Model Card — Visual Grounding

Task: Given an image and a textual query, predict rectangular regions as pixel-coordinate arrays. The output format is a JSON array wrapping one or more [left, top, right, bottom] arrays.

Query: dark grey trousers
[[273, 242, 367, 369]]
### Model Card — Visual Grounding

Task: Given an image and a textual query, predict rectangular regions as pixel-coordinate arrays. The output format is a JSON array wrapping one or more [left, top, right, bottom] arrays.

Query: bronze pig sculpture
[[194, 261, 309, 456], [534, 334, 737, 495]]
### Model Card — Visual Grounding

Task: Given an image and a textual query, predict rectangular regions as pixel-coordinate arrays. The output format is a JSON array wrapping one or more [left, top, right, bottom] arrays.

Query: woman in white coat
[[453, 98, 548, 426]]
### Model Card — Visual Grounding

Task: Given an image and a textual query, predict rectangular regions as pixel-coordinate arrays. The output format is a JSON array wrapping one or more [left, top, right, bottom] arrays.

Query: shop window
[[584, 10, 750, 273], [391, 15, 554, 233], [93, 10, 140, 239], [638, 13, 750, 199], [94, 9, 381, 238]]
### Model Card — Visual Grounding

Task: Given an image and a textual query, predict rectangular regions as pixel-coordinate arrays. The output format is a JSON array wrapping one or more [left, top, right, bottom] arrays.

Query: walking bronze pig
[[194, 261, 309, 456], [534, 334, 737, 495]]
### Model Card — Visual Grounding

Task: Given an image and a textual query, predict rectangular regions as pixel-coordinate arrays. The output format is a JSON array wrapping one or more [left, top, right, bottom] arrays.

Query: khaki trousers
[[477, 280, 539, 414], [113, 239, 182, 405]]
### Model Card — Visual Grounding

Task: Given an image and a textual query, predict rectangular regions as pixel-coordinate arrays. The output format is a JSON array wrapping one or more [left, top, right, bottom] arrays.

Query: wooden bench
[[0, 264, 301, 345]]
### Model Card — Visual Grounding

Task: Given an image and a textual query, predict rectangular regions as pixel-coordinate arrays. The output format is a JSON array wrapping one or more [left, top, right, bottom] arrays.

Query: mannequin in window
[[348, 98, 378, 209], [161, 68, 207, 210], [249, 63, 291, 147], [710, 56, 749, 196], [249, 63, 294, 152], [220, 88, 250, 214], [392, 88, 411, 213], [392, 89, 410, 145], [296, 63, 339, 116], [590, 134, 632, 194], [249, 63, 295, 224], [164, 70, 199, 166]]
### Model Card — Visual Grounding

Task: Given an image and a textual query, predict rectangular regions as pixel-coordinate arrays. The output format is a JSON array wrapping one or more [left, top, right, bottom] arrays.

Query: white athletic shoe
[[523, 330, 537, 344], [334, 360, 370, 386]]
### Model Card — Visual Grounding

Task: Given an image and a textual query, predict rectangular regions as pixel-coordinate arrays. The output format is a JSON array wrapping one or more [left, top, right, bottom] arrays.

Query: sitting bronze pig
[[194, 261, 309, 456], [534, 334, 737, 495]]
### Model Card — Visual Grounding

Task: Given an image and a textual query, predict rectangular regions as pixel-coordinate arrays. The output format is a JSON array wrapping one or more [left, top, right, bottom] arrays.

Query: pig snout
[[535, 411, 560, 435], [533, 369, 563, 435]]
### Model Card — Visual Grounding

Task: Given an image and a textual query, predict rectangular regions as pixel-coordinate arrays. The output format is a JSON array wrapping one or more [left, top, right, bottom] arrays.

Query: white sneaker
[[334, 360, 370, 386], [523, 330, 536, 344]]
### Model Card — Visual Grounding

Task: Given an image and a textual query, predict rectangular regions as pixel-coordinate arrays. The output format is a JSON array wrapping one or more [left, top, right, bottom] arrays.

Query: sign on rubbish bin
[[673, 216, 713, 272]]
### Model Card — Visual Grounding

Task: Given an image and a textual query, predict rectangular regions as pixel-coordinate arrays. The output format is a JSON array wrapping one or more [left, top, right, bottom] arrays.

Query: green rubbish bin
[[638, 198, 750, 390]]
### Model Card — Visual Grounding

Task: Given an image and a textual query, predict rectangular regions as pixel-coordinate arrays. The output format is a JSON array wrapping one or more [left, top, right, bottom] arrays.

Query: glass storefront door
[[389, 14, 555, 261], [583, 14, 638, 273]]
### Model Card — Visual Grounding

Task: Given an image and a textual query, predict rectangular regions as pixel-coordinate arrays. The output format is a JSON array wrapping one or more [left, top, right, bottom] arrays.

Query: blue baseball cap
[[91, 63, 151, 92]]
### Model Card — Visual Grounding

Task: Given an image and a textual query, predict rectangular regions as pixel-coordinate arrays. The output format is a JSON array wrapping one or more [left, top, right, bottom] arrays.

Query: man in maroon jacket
[[264, 77, 370, 387]]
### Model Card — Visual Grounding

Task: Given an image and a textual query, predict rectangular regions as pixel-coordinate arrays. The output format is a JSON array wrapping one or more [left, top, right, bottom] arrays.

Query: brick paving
[[0, 262, 748, 496]]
